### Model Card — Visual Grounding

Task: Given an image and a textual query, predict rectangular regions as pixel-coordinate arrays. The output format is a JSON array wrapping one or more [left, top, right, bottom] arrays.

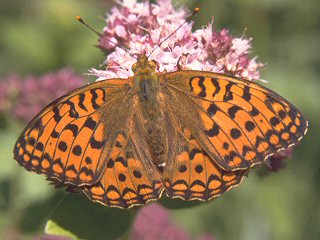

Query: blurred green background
[[0, 0, 319, 239]]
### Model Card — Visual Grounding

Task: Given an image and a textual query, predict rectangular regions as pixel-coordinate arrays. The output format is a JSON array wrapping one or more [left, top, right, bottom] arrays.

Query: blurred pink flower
[[130, 203, 215, 240], [267, 147, 293, 171], [91, 0, 263, 80], [0, 69, 85, 123], [0, 74, 22, 113], [130, 203, 189, 240]]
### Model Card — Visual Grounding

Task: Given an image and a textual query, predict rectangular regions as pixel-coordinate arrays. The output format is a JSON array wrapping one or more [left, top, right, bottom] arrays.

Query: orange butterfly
[[13, 53, 308, 208], [13, 15, 308, 209]]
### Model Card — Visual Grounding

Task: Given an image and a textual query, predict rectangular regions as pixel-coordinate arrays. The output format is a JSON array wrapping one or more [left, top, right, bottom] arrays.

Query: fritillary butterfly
[[14, 15, 308, 209]]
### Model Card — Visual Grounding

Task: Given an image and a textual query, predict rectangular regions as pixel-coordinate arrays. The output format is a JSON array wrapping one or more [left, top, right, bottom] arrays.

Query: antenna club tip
[[76, 16, 83, 22], [194, 7, 200, 13]]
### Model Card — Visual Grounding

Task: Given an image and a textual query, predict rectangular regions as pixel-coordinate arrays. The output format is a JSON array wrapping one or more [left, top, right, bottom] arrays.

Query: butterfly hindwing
[[163, 71, 308, 171], [82, 125, 164, 208], [164, 125, 247, 201], [14, 79, 132, 185]]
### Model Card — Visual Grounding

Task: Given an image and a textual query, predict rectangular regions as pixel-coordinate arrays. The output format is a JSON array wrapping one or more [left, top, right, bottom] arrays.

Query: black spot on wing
[[250, 107, 259, 117], [65, 124, 79, 136], [270, 116, 280, 127], [205, 124, 220, 137], [107, 159, 114, 168], [178, 165, 187, 173], [78, 93, 88, 111], [118, 173, 126, 182], [65, 100, 79, 118], [207, 103, 218, 117], [84, 117, 97, 130], [245, 121, 256, 132], [133, 170, 142, 178], [211, 78, 220, 97], [115, 156, 128, 167], [189, 148, 202, 160], [35, 142, 44, 151], [230, 128, 241, 139], [90, 89, 100, 110], [51, 129, 59, 138], [53, 106, 62, 122], [242, 86, 251, 101], [228, 105, 241, 119], [79, 167, 94, 177], [85, 156, 92, 165], [195, 165, 203, 174], [278, 110, 286, 119], [66, 164, 78, 174], [72, 145, 82, 156], [58, 141, 68, 152], [90, 137, 105, 149], [197, 76, 206, 97], [223, 82, 233, 101]]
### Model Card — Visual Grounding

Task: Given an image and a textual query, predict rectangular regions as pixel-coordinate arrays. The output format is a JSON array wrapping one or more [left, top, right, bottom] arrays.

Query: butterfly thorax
[[132, 55, 166, 168]]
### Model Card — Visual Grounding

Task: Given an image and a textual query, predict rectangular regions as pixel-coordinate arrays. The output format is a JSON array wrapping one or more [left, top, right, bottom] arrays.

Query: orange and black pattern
[[14, 61, 308, 209], [164, 127, 247, 201], [164, 71, 307, 171], [82, 132, 163, 208], [14, 79, 131, 186]]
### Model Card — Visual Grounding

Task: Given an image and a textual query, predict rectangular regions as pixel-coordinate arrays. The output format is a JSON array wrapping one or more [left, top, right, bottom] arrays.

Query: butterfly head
[[132, 55, 157, 74]]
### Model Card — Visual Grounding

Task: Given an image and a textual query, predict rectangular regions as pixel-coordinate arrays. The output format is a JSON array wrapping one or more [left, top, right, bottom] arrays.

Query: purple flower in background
[[130, 203, 189, 240], [130, 203, 215, 240], [0, 74, 22, 113], [267, 147, 293, 171], [91, 0, 263, 80], [0, 69, 85, 123]]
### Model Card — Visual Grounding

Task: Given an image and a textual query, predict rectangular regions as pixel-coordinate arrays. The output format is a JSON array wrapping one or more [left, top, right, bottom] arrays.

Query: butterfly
[[13, 53, 308, 208], [13, 10, 308, 208]]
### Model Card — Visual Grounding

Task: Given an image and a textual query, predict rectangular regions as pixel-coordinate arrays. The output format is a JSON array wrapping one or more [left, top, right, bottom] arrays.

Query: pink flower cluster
[[91, 0, 263, 80], [0, 74, 21, 113], [91, 0, 294, 171], [0, 69, 85, 123], [130, 203, 214, 240], [267, 147, 293, 172]]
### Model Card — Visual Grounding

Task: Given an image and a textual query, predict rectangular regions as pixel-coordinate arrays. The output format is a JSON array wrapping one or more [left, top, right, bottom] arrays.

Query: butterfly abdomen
[[133, 69, 167, 168], [145, 122, 165, 167], [139, 88, 166, 168]]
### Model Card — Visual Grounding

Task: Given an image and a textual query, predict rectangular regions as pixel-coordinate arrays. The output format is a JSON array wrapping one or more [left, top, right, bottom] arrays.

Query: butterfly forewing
[[14, 79, 133, 186], [163, 71, 308, 171]]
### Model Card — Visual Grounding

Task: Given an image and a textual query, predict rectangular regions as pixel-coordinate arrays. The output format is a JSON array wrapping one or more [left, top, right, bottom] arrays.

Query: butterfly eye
[[132, 63, 138, 73], [148, 60, 156, 69]]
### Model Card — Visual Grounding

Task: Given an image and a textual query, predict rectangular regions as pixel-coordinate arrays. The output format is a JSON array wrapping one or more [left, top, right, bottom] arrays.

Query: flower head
[[0, 74, 22, 114], [129, 203, 189, 240], [0, 69, 85, 123], [129, 203, 215, 240], [91, 0, 263, 80], [267, 147, 293, 172]]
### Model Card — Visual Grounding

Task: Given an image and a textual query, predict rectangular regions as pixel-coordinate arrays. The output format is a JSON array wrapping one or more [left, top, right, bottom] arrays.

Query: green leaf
[[45, 220, 78, 239], [0, 129, 19, 179], [46, 193, 136, 239]]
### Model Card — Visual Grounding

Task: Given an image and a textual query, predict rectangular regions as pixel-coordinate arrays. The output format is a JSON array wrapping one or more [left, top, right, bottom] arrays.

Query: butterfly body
[[14, 54, 308, 208], [132, 55, 167, 168]]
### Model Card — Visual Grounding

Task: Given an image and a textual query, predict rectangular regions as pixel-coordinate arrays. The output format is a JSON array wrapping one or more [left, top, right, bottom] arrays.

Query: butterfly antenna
[[147, 7, 200, 58], [76, 16, 137, 59]]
